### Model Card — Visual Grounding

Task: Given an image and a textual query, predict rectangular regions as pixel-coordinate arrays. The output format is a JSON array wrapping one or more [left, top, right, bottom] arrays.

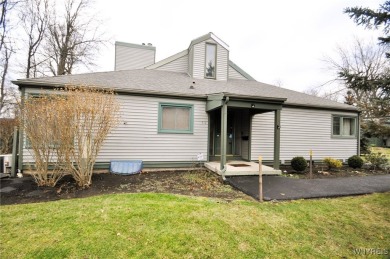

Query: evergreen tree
[[345, 1, 390, 57], [342, 2, 390, 149]]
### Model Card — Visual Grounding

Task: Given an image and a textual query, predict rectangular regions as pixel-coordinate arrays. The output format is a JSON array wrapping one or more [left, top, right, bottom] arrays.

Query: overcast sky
[[12, 0, 385, 94], [90, 0, 384, 93]]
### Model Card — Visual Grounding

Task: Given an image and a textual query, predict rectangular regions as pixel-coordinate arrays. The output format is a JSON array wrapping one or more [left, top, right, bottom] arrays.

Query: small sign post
[[309, 150, 313, 179], [258, 156, 263, 202]]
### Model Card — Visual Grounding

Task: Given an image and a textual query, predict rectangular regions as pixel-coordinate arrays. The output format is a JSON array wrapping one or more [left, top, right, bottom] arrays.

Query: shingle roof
[[13, 69, 357, 111]]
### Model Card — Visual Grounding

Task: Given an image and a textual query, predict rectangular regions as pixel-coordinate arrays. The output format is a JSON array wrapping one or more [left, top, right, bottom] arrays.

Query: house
[[13, 32, 360, 175], [366, 117, 390, 148]]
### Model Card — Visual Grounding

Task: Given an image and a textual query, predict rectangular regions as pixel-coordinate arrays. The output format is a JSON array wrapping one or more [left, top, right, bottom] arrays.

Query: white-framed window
[[158, 103, 194, 134], [205, 43, 216, 79], [332, 115, 357, 137]]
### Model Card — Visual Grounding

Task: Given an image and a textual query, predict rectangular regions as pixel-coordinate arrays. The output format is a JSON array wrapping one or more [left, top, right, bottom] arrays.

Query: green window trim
[[331, 115, 358, 139], [24, 138, 63, 150], [158, 103, 194, 134]]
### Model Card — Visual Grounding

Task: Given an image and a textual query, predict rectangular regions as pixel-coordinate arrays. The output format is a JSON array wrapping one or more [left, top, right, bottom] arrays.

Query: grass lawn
[[1, 193, 389, 258], [371, 147, 390, 160]]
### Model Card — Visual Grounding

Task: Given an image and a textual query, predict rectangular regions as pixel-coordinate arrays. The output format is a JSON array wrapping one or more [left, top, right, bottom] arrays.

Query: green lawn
[[371, 147, 390, 160], [1, 193, 389, 258]]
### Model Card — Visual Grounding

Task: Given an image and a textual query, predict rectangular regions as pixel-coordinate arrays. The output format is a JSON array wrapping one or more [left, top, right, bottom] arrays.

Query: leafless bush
[[20, 94, 65, 186], [20, 86, 119, 187], [57, 86, 119, 187], [0, 118, 18, 154]]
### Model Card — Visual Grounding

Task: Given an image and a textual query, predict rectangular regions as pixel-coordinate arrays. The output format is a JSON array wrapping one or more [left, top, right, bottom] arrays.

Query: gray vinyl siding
[[155, 54, 188, 73], [191, 39, 228, 81], [22, 88, 208, 163], [98, 95, 207, 162], [251, 108, 358, 162], [188, 47, 194, 76], [213, 40, 228, 81], [229, 65, 248, 80], [115, 45, 155, 70], [192, 42, 205, 79]]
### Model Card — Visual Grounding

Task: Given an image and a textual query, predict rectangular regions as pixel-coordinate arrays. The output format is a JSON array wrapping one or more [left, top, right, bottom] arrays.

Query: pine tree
[[345, 1, 390, 58]]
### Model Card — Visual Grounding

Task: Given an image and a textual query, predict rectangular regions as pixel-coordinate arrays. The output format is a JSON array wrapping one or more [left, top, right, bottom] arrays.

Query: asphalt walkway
[[226, 175, 390, 200]]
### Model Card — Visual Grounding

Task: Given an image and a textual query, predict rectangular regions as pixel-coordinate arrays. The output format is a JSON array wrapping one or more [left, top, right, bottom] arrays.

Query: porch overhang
[[206, 93, 286, 173], [206, 93, 286, 112]]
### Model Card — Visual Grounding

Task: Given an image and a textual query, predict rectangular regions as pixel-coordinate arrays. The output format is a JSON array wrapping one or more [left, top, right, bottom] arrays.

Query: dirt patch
[[0, 170, 253, 206], [280, 165, 389, 179]]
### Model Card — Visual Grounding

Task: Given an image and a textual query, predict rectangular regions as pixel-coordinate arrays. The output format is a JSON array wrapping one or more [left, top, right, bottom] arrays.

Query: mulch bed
[[2, 166, 388, 206], [0, 170, 252, 206], [279, 165, 389, 179]]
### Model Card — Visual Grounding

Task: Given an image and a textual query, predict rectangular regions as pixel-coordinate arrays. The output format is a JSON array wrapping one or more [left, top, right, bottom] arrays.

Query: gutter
[[283, 103, 359, 113], [13, 81, 359, 113], [12, 81, 209, 100]]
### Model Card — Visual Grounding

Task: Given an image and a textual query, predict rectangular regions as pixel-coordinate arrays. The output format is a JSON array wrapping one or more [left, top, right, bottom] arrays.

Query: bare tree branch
[[45, 0, 106, 75], [19, 0, 50, 78], [325, 38, 390, 119], [1, 0, 19, 118]]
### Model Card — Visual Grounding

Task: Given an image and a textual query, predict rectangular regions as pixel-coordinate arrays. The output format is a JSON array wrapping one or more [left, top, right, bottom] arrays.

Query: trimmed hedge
[[291, 156, 307, 172], [347, 155, 364, 169]]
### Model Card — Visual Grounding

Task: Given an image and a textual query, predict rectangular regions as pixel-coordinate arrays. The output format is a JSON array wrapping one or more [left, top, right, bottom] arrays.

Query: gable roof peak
[[189, 32, 229, 51]]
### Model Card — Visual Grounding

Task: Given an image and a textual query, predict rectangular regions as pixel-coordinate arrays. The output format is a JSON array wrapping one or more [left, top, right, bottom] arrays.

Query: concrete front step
[[205, 161, 281, 176]]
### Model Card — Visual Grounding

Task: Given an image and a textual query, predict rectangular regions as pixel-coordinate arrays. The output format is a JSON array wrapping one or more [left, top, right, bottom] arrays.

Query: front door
[[214, 112, 234, 156]]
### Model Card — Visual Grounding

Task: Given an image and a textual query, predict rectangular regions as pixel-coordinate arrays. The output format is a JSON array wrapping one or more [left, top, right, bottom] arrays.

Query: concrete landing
[[205, 161, 281, 176]]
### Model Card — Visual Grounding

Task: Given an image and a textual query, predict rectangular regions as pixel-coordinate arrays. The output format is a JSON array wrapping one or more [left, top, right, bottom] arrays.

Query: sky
[[12, 0, 385, 94]]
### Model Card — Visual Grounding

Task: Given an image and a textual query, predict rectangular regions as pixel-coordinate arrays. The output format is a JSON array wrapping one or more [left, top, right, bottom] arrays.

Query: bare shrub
[[20, 94, 65, 186], [58, 86, 119, 187], [20, 87, 119, 187], [0, 118, 18, 154]]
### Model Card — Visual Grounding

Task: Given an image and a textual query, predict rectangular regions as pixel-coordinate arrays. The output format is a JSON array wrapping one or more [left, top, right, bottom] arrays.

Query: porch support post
[[220, 103, 228, 170], [18, 87, 25, 173], [273, 109, 281, 170], [11, 126, 18, 177], [357, 112, 361, 156]]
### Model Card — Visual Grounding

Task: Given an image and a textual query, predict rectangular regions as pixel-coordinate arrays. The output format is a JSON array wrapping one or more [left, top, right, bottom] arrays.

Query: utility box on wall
[[0, 154, 12, 174]]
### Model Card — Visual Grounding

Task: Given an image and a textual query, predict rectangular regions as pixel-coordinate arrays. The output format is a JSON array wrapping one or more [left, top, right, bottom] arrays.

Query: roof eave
[[12, 80, 208, 100], [146, 49, 188, 69], [189, 32, 230, 50], [222, 93, 286, 103], [228, 60, 256, 81], [284, 102, 359, 112]]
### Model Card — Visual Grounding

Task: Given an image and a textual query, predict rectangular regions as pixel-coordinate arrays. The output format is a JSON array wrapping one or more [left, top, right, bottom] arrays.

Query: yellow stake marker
[[258, 156, 263, 202]]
